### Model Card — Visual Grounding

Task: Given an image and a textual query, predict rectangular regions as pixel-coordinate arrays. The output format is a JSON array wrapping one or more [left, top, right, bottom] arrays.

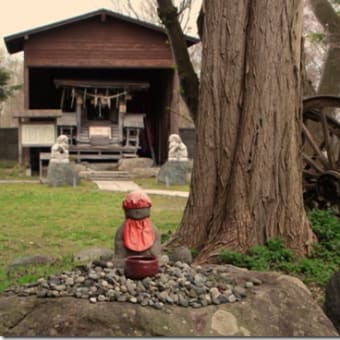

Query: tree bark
[[157, 0, 199, 124], [309, 0, 340, 96], [169, 0, 315, 262]]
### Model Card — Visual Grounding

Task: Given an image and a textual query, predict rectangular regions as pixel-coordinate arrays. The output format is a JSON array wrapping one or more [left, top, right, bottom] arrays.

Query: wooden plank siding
[[24, 17, 174, 68]]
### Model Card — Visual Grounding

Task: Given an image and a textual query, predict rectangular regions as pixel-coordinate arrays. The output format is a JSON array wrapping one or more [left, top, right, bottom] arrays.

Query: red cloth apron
[[123, 218, 155, 252]]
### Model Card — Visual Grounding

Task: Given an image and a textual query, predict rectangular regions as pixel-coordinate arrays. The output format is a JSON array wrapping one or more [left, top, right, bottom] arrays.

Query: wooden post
[[118, 100, 127, 144], [18, 118, 23, 165], [76, 95, 82, 141]]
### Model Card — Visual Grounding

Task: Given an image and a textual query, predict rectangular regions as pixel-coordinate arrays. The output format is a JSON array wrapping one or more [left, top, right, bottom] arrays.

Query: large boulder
[[325, 271, 340, 332], [0, 269, 338, 337]]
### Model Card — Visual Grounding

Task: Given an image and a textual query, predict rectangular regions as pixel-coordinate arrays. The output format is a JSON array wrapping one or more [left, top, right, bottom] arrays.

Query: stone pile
[[4, 261, 262, 309]]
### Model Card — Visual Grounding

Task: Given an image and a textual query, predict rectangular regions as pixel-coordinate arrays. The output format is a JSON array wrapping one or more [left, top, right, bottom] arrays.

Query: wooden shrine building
[[4, 9, 197, 171]]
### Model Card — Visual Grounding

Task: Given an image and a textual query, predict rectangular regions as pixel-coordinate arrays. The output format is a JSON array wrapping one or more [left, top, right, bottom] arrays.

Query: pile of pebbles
[[4, 260, 262, 309]]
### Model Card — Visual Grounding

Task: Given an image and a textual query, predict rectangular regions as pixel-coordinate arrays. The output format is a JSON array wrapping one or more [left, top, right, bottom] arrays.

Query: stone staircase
[[79, 170, 130, 181]]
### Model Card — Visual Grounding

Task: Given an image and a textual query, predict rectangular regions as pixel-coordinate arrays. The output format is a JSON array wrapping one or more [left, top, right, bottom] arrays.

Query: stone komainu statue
[[50, 135, 69, 162], [168, 134, 188, 161]]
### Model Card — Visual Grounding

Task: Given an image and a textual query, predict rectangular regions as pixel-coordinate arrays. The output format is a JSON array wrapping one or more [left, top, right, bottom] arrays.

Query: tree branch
[[157, 0, 199, 124]]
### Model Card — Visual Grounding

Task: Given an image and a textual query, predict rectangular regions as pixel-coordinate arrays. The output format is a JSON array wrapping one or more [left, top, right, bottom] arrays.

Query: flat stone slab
[[143, 189, 189, 198], [94, 181, 189, 198], [94, 181, 141, 192]]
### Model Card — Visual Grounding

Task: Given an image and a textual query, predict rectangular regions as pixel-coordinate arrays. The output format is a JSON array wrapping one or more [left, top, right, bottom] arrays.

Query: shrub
[[219, 209, 340, 286]]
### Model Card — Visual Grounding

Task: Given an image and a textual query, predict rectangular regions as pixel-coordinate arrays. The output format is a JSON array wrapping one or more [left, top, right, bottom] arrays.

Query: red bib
[[123, 218, 155, 252]]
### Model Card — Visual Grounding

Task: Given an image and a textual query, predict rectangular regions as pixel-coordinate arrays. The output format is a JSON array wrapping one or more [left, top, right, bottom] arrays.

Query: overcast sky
[[1, 0, 121, 37]]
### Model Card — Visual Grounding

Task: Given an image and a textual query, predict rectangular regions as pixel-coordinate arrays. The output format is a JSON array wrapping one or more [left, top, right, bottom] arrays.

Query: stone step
[[79, 170, 130, 180]]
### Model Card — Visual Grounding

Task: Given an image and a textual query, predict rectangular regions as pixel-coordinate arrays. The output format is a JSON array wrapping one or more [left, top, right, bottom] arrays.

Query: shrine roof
[[4, 8, 199, 54]]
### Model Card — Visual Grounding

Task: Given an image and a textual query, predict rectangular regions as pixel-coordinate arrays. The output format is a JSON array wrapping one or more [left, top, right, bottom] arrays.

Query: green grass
[[0, 255, 75, 292], [0, 181, 186, 291], [0, 160, 38, 180]]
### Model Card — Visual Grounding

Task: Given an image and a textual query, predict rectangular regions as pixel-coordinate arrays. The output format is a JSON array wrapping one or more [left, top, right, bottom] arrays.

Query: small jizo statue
[[114, 191, 161, 260]]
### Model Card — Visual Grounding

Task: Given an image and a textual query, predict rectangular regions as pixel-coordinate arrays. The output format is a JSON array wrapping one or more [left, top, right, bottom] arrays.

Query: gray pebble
[[209, 287, 220, 300], [37, 289, 48, 297], [65, 278, 74, 286], [154, 302, 164, 310], [89, 297, 97, 303], [90, 286, 98, 293], [222, 289, 233, 297], [142, 277, 152, 288], [212, 297, 221, 305], [141, 299, 149, 306], [194, 273, 206, 285], [249, 277, 263, 285], [89, 272, 98, 280], [233, 286, 247, 297], [159, 255, 170, 266], [129, 296, 138, 303], [51, 290, 59, 297], [227, 294, 237, 303], [178, 295, 189, 307], [245, 281, 254, 288], [158, 291, 169, 302], [55, 285, 66, 291], [75, 276, 85, 283], [159, 273, 169, 283], [217, 295, 229, 304], [100, 279, 109, 287], [98, 294, 106, 302], [105, 289, 116, 299], [136, 281, 146, 292], [117, 295, 128, 302]]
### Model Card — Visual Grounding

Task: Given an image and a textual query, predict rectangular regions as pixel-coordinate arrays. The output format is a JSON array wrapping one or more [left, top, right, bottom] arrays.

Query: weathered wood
[[24, 18, 174, 68], [123, 114, 145, 128]]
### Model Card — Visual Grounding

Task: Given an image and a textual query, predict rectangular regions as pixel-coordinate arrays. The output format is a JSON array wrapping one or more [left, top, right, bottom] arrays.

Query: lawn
[[0, 181, 187, 290]]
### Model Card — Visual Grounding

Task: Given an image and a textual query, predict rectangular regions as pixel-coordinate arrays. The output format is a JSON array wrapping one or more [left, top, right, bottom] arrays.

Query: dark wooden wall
[[0, 128, 18, 160], [24, 17, 173, 68]]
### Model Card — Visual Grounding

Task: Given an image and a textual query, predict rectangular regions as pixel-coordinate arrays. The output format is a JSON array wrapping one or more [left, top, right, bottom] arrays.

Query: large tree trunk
[[170, 0, 315, 262]]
